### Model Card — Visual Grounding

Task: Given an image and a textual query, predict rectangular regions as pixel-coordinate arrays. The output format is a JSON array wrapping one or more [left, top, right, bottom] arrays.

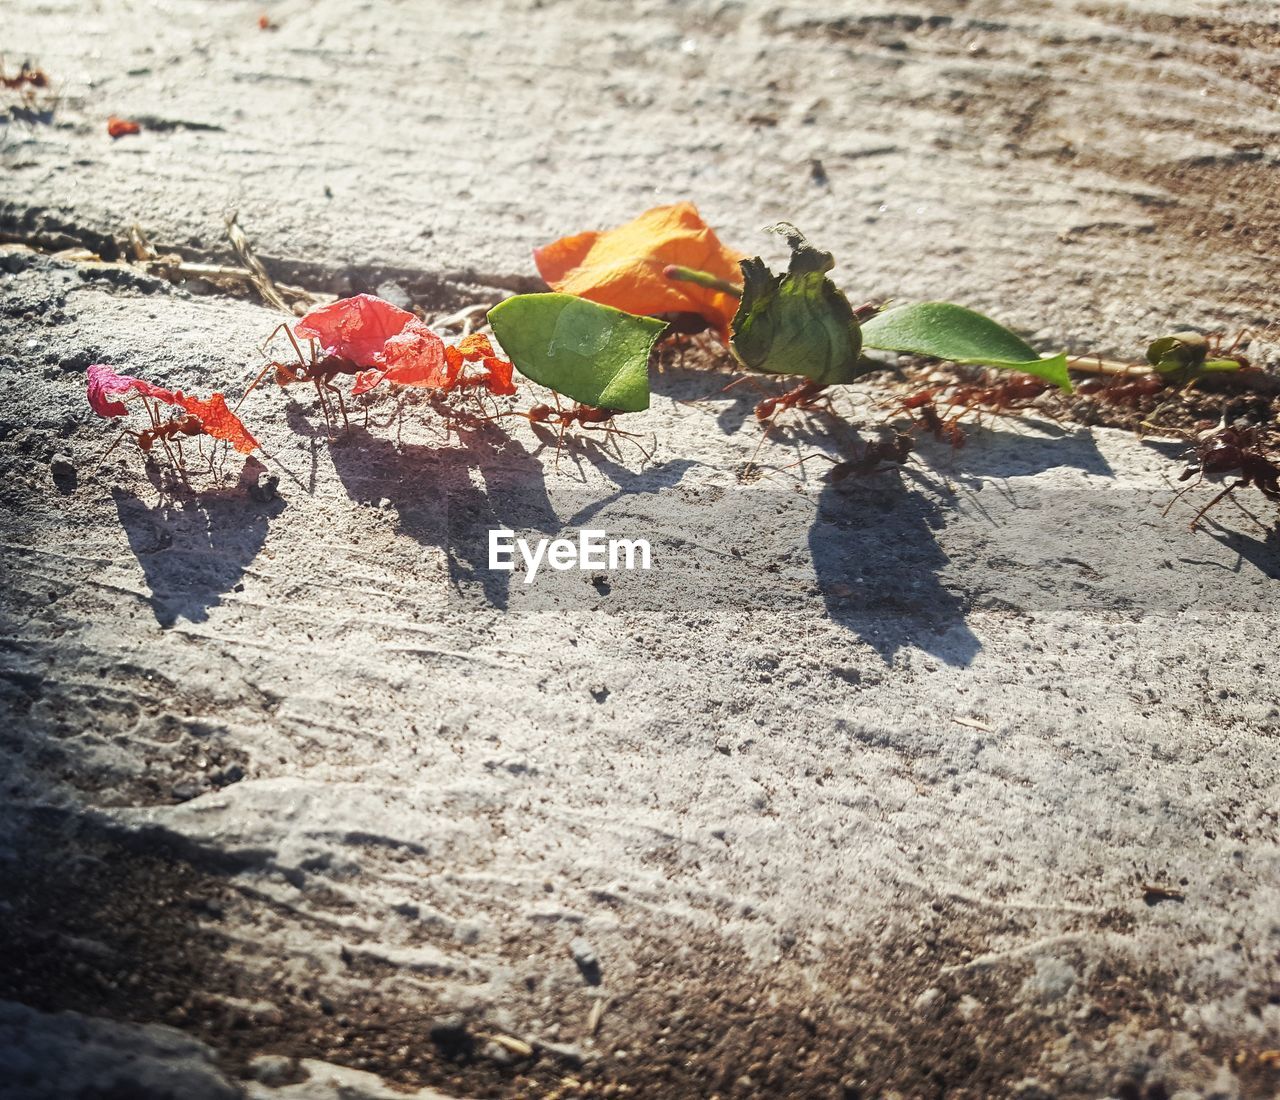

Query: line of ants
[[97, 310, 1279, 531], [234, 319, 651, 469]]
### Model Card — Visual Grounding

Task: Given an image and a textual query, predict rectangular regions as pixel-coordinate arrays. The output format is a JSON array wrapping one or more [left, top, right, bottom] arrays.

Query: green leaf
[[860, 302, 1072, 392], [729, 224, 870, 386], [1146, 331, 1241, 383], [488, 293, 666, 413]]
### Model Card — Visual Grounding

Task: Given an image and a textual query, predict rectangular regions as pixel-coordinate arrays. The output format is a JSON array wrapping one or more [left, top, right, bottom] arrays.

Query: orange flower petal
[[533, 203, 744, 340], [455, 333, 496, 361], [481, 356, 516, 397]]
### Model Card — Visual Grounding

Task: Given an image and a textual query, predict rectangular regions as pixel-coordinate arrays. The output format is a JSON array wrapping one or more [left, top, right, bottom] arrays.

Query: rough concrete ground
[[2, 1, 1279, 1098]]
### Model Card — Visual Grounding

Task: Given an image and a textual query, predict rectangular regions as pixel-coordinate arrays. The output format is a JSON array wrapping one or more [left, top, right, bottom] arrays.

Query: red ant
[[239, 324, 359, 433], [948, 375, 1053, 416], [1164, 423, 1280, 530], [754, 378, 831, 421], [93, 404, 207, 475], [498, 396, 653, 469], [787, 430, 914, 482], [749, 301, 886, 424], [1075, 373, 1166, 407], [898, 390, 965, 448], [1, 60, 50, 99]]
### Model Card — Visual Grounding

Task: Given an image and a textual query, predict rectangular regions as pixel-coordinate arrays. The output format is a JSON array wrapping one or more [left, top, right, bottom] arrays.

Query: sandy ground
[[2, 1, 1280, 1098]]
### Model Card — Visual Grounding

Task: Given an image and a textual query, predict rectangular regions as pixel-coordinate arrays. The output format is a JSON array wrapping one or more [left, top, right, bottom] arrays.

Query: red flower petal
[[173, 393, 259, 454], [86, 364, 177, 417], [293, 294, 416, 369], [379, 320, 451, 388], [350, 369, 387, 396]]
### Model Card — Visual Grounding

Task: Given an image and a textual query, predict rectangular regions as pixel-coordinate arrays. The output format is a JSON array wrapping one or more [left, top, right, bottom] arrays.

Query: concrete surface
[[2, 1, 1279, 1098]]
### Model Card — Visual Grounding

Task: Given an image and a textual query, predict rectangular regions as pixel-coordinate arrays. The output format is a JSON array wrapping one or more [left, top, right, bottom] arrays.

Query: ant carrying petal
[[294, 294, 417, 369]]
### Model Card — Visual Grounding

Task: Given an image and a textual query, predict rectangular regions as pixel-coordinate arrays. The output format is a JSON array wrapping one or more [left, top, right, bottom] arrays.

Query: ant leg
[[234, 359, 277, 414], [143, 398, 180, 469], [555, 421, 569, 473], [312, 378, 337, 436], [744, 416, 777, 478], [90, 428, 139, 476], [1188, 480, 1242, 531], [1161, 477, 1202, 517], [326, 379, 350, 430], [607, 424, 655, 465]]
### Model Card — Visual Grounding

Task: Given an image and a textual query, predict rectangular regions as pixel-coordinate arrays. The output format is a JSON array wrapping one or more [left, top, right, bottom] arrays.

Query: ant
[[787, 430, 914, 482], [239, 324, 359, 433], [1164, 423, 1280, 530], [498, 396, 653, 469], [947, 375, 1054, 417], [1075, 373, 1166, 407], [93, 404, 207, 475], [1, 60, 50, 100], [754, 378, 831, 422], [749, 301, 886, 424], [898, 390, 965, 448]]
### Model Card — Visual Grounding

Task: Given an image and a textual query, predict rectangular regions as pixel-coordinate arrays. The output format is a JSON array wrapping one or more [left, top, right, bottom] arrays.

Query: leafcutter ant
[[498, 396, 653, 470], [1075, 373, 1166, 407], [754, 378, 831, 422], [93, 403, 209, 476], [898, 390, 965, 448], [239, 324, 358, 434], [1163, 423, 1280, 530], [786, 430, 914, 482]]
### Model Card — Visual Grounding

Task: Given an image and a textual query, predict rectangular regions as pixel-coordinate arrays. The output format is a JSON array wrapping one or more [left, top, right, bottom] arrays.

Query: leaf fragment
[[1146, 331, 1242, 383], [488, 293, 666, 412], [859, 301, 1072, 391], [173, 392, 259, 454]]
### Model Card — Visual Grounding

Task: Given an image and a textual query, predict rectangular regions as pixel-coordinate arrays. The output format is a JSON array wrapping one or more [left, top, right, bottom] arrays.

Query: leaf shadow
[[111, 461, 285, 627]]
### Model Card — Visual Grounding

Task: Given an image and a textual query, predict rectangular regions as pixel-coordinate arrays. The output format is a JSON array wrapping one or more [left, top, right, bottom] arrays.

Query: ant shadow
[[928, 420, 1115, 482], [809, 468, 981, 667], [320, 414, 555, 612], [1199, 515, 1280, 581], [111, 459, 285, 628]]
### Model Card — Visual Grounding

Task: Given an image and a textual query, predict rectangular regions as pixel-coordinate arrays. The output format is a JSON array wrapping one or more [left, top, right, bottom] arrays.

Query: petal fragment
[[174, 393, 259, 454], [294, 294, 416, 368], [534, 203, 744, 339], [86, 364, 176, 417]]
